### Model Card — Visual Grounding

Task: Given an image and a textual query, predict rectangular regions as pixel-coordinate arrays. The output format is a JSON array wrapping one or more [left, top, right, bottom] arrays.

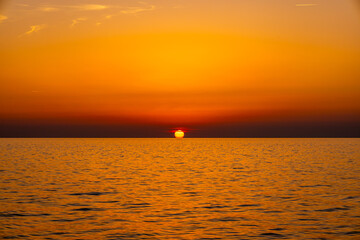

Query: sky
[[0, 0, 359, 137]]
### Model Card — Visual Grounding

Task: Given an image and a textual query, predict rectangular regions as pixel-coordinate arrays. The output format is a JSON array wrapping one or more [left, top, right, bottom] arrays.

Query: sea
[[0, 138, 359, 239]]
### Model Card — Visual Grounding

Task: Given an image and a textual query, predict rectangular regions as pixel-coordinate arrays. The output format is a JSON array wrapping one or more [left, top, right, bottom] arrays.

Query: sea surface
[[0, 138, 359, 239]]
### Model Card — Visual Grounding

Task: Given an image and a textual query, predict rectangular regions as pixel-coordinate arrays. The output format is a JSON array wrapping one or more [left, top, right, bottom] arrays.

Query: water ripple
[[0, 138, 359, 239]]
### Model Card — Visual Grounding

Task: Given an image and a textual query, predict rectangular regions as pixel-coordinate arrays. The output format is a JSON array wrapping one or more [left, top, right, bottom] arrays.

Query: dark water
[[0, 138, 359, 239]]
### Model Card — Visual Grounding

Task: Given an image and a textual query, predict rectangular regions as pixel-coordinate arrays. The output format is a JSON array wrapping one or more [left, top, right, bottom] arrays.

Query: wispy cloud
[[16, 4, 29, 7], [120, 5, 156, 15], [71, 17, 87, 27], [24, 25, 46, 35], [173, 5, 185, 9], [0, 14, 7, 23], [39, 6, 59, 12], [296, 4, 320, 7], [95, 14, 115, 27], [23, 3, 111, 13], [72, 4, 109, 11]]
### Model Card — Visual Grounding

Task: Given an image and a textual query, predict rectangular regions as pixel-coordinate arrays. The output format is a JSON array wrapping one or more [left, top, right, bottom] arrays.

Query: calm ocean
[[0, 138, 359, 239]]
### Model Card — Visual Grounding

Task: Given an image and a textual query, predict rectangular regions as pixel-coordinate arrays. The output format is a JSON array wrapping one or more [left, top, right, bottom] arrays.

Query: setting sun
[[174, 130, 185, 138]]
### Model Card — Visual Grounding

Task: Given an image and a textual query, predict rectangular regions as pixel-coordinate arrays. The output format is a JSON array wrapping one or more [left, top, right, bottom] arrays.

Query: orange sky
[[0, 0, 359, 129]]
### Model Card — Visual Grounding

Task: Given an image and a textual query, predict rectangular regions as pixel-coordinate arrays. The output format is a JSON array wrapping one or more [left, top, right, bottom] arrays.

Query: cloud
[[71, 17, 87, 27], [95, 14, 115, 27], [33, 4, 109, 13], [296, 4, 319, 7], [72, 4, 109, 11], [173, 5, 185, 9], [16, 4, 29, 7], [0, 14, 7, 23], [120, 5, 156, 15], [24, 25, 46, 35], [39, 6, 59, 12]]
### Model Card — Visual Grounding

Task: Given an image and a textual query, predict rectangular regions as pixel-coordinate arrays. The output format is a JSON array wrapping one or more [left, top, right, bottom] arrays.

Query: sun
[[174, 130, 185, 138]]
